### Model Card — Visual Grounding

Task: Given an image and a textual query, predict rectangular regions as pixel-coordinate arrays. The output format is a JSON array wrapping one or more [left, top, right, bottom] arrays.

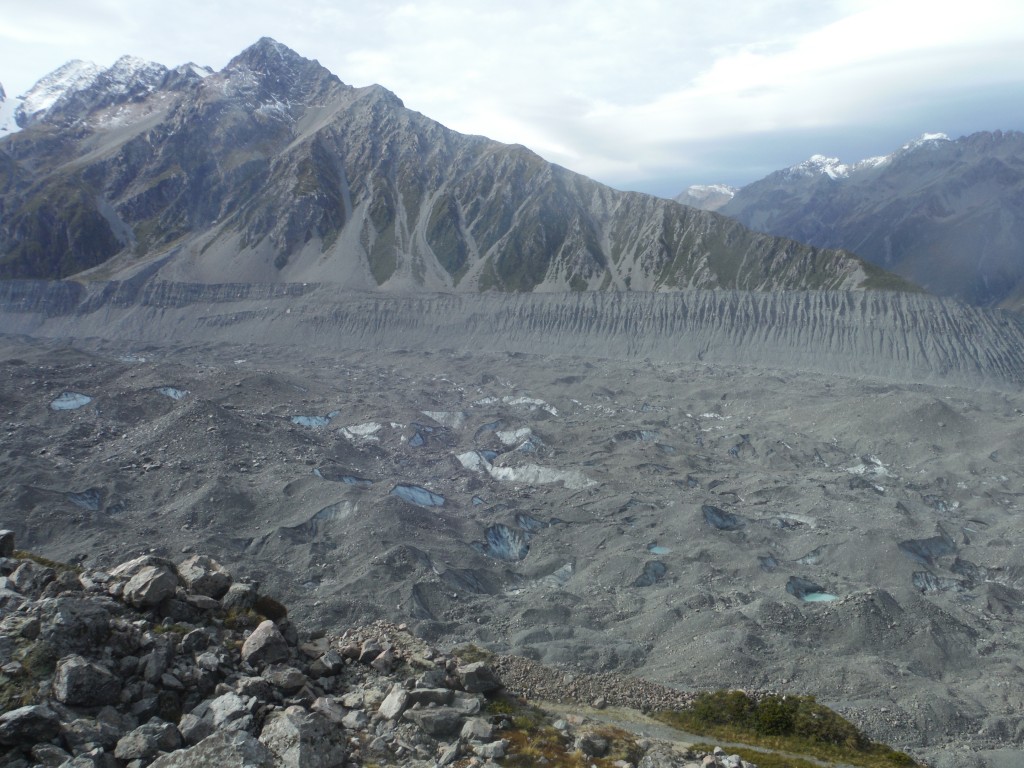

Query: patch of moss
[[452, 643, 494, 664], [13, 550, 80, 573], [224, 608, 261, 630], [0, 641, 58, 711]]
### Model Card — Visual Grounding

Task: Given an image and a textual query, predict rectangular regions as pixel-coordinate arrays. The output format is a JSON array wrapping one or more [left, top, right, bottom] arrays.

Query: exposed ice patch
[[292, 415, 331, 428], [515, 438, 542, 453], [421, 411, 467, 430], [390, 484, 445, 507], [633, 561, 668, 587], [795, 546, 826, 566], [475, 524, 529, 562], [502, 396, 557, 416], [702, 504, 745, 531], [313, 468, 373, 487], [540, 563, 573, 588], [50, 392, 92, 411], [284, 501, 355, 541], [845, 454, 893, 477], [515, 513, 549, 533], [912, 571, 967, 593], [647, 544, 672, 555], [496, 428, 533, 445], [66, 488, 104, 511], [474, 419, 504, 440], [341, 422, 382, 441], [898, 531, 956, 565], [456, 451, 594, 489], [158, 387, 189, 401]]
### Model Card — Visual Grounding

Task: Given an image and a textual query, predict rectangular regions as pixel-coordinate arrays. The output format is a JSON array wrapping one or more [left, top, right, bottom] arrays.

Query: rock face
[[717, 131, 1024, 309], [0, 38, 893, 295]]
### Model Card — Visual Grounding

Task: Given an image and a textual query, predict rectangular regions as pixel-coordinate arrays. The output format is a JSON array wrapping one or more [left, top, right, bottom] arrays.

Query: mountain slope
[[0, 38, 906, 294], [717, 132, 1024, 308]]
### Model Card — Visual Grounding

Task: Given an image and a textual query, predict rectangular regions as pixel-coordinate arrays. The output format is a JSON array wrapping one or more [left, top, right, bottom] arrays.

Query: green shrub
[[655, 689, 921, 768]]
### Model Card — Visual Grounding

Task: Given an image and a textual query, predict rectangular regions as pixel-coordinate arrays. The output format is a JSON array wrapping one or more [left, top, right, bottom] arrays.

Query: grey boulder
[[176, 555, 232, 600], [241, 620, 289, 668], [147, 730, 276, 768], [123, 565, 178, 607], [259, 706, 348, 768], [53, 655, 121, 706]]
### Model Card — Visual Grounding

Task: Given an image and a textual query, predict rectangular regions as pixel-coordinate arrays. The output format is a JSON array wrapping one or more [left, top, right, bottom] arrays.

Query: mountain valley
[[2, 37, 1024, 768]]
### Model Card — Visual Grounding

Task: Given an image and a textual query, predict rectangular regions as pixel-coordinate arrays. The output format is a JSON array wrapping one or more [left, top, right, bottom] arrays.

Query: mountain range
[[0, 38, 905, 294], [681, 132, 1024, 309]]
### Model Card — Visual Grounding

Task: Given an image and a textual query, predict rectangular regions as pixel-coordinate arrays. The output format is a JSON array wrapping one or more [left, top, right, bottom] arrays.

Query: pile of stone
[[0, 531, 758, 767]]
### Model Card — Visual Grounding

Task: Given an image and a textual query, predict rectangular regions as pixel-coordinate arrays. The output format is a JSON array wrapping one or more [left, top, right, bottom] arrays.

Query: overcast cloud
[[1, 0, 1023, 196]]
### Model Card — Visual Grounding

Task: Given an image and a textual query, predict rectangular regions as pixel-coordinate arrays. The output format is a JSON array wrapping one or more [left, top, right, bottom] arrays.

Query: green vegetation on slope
[[656, 690, 919, 768]]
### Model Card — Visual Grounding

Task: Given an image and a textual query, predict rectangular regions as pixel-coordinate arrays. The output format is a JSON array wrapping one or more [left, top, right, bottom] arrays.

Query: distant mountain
[[0, 81, 18, 137], [712, 132, 1024, 308], [0, 38, 909, 294], [674, 184, 735, 211]]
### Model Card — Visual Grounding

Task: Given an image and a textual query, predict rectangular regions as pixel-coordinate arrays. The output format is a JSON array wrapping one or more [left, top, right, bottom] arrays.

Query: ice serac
[[0, 38, 901, 293], [2, 281, 1024, 388], [720, 131, 1024, 309]]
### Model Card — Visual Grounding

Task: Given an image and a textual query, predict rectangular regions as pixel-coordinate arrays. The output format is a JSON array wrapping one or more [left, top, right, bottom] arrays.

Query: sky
[[1, 0, 1023, 197]]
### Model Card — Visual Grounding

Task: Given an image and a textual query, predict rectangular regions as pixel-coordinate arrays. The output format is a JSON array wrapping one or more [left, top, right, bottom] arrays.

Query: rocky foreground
[[0, 533, 759, 768]]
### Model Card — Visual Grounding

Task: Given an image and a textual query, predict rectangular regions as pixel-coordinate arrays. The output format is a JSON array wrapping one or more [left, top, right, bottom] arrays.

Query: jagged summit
[[223, 37, 343, 104], [15, 59, 102, 126]]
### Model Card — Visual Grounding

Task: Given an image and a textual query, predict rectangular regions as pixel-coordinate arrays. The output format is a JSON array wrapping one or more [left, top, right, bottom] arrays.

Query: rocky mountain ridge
[[700, 131, 1024, 309], [0, 38, 901, 295]]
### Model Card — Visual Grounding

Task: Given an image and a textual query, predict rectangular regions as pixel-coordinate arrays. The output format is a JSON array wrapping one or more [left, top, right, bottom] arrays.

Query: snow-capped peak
[[788, 154, 851, 179], [786, 133, 953, 182], [900, 132, 950, 151], [675, 183, 737, 211], [17, 59, 101, 126], [105, 55, 166, 86]]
